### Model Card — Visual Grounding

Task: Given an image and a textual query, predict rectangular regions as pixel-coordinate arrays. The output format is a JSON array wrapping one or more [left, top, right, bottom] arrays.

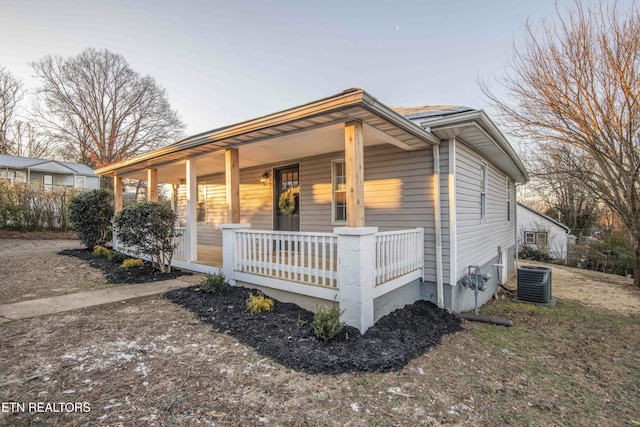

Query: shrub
[[246, 292, 274, 314], [199, 273, 229, 293], [312, 306, 344, 342], [67, 189, 113, 248], [518, 245, 552, 262], [0, 181, 76, 231], [93, 245, 111, 258], [113, 202, 177, 273], [108, 250, 127, 264], [122, 258, 144, 268]]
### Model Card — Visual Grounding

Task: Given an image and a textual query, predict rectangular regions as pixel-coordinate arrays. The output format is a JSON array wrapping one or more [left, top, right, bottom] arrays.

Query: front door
[[274, 165, 300, 232]]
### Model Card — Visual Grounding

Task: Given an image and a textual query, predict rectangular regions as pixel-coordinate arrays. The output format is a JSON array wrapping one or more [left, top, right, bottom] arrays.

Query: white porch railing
[[173, 227, 187, 261], [374, 228, 424, 286], [233, 229, 338, 288]]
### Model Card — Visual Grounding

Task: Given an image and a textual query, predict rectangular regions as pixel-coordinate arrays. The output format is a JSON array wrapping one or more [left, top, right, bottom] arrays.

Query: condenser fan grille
[[517, 266, 552, 304]]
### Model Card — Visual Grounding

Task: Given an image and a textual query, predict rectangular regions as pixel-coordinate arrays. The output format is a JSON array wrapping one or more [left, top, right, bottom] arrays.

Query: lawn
[[0, 240, 639, 425]]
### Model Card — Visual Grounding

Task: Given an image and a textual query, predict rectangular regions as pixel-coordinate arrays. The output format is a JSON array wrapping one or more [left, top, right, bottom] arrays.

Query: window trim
[[43, 174, 53, 188], [331, 159, 347, 225], [506, 177, 511, 223], [75, 175, 86, 189], [480, 163, 487, 222], [524, 231, 548, 245]]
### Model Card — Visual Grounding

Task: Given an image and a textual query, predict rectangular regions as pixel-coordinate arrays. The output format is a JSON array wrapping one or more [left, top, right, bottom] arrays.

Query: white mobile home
[[97, 88, 528, 332]]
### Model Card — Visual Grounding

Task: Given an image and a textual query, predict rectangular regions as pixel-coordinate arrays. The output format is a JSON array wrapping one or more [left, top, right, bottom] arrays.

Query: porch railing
[[233, 229, 338, 288], [173, 227, 187, 261], [375, 228, 424, 286]]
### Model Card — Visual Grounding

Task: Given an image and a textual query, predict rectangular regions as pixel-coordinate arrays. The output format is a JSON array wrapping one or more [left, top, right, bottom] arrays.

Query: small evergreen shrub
[[93, 245, 111, 258], [246, 292, 274, 314], [113, 202, 177, 273], [312, 306, 344, 342], [199, 273, 229, 293], [519, 245, 552, 262], [67, 189, 113, 248], [122, 258, 144, 269], [108, 250, 127, 264]]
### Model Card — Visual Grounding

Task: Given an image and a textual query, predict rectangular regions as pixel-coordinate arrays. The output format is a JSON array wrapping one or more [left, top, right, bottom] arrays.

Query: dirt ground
[[0, 237, 105, 305], [0, 240, 639, 426]]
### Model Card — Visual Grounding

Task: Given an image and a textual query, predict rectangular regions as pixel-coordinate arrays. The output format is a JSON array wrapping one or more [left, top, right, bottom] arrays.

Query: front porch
[[161, 225, 425, 331], [101, 89, 442, 332]]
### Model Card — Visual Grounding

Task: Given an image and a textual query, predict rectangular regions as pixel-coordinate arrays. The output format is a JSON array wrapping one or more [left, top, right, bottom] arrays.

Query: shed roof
[[517, 202, 571, 232]]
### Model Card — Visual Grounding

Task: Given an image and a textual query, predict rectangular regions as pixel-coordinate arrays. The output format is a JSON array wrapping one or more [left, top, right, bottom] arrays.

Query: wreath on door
[[278, 188, 296, 215]]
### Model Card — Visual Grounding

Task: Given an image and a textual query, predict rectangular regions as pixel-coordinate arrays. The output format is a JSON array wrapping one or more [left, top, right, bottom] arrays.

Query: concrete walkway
[[0, 275, 202, 323]]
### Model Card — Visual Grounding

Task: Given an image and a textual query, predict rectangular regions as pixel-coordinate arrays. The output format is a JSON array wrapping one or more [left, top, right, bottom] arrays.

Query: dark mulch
[[166, 286, 463, 375], [59, 248, 192, 284]]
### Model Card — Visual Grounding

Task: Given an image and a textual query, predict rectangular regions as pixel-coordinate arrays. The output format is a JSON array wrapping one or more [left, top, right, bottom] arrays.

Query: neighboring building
[[0, 154, 100, 190], [97, 88, 529, 332], [517, 202, 571, 260]]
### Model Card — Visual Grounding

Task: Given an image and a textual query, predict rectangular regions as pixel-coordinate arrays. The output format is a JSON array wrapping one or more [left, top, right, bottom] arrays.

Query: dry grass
[[0, 242, 639, 425], [0, 238, 107, 304]]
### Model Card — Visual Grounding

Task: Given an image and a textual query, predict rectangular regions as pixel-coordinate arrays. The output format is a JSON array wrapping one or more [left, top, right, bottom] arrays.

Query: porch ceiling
[[119, 121, 403, 183], [96, 88, 440, 181]]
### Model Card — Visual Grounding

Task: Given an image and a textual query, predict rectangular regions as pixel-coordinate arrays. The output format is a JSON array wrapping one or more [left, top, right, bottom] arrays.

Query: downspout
[[433, 143, 444, 308]]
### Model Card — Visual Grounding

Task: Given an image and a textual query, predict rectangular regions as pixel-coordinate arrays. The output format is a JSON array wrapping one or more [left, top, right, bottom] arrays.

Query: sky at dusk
[[1, 0, 569, 136]]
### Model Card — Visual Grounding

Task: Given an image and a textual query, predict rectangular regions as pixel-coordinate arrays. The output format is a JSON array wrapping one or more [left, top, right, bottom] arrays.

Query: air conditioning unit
[[517, 266, 552, 304]]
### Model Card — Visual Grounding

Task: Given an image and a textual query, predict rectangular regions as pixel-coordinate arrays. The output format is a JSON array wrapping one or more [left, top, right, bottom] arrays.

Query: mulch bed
[[59, 248, 192, 284], [166, 285, 463, 375]]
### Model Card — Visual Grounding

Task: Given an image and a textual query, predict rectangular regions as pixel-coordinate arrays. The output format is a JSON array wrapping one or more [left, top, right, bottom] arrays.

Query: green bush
[[246, 292, 274, 314], [199, 273, 229, 293], [0, 181, 76, 231], [113, 202, 177, 273], [312, 306, 344, 342], [122, 258, 144, 268], [67, 189, 113, 248], [518, 245, 552, 262], [93, 245, 111, 258], [108, 250, 127, 264]]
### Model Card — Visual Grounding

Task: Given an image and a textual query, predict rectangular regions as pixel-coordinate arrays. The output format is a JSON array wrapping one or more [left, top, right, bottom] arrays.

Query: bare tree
[[526, 147, 599, 238], [0, 67, 24, 154], [31, 48, 185, 169], [8, 120, 55, 158], [483, 0, 640, 286]]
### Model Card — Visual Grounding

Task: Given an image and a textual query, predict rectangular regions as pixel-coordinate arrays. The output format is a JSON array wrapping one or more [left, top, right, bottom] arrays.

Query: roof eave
[[96, 89, 439, 176], [423, 110, 529, 183]]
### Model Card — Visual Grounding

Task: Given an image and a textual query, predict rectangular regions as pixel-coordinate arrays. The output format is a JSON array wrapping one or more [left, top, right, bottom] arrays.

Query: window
[[197, 184, 207, 222], [506, 178, 511, 222], [480, 164, 487, 221], [43, 174, 53, 190], [332, 160, 346, 224], [75, 176, 85, 189], [524, 231, 548, 245]]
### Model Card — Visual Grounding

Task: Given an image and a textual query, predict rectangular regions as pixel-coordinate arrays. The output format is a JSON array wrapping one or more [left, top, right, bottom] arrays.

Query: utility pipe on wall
[[433, 143, 444, 308]]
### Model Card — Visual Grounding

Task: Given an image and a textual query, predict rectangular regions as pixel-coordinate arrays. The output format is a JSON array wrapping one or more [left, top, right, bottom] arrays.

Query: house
[[517, 202, 572, 260], [0, 154, 100, 190], [96, 88, 528, 332]]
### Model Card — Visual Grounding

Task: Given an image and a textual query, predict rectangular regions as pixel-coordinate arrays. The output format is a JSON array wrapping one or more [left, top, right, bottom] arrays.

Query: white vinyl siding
[[480, 164, 487, 222], [176, 144, 439, 283], [455, 141, 515, 279]]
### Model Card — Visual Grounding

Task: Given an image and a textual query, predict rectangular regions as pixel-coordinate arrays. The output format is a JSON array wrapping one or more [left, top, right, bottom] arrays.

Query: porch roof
[[95, 88, 440, 179]]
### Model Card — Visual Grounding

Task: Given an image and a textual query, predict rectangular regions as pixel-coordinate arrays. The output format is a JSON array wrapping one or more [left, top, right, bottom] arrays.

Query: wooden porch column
[[113, 176, 123, 213], [345, 121, 365, 227], [185, 159, 197, 262], [147, 168, 158, 202], [225, 148, 240, 223]]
